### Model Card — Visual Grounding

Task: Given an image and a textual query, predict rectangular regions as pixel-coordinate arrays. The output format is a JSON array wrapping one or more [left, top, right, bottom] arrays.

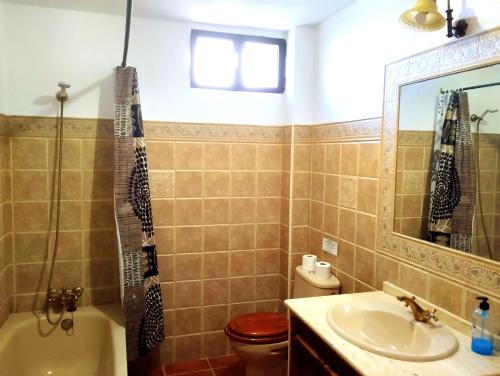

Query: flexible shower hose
[[45, 99, 65, 325]]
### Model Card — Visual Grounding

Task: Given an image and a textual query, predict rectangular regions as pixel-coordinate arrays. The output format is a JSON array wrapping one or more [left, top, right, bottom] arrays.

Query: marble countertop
[[285, 283, 500, 376]]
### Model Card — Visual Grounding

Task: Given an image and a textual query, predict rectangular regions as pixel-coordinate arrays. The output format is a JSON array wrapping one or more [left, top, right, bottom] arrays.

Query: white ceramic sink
[[326, 295, 459, 361]]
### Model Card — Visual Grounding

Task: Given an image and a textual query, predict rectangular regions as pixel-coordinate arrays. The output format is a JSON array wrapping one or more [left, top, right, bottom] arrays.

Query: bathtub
[[0, 304, 127, 376]]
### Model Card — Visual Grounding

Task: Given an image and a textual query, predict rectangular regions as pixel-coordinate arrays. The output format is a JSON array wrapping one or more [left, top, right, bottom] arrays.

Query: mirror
[[395, 63, 500, 262]]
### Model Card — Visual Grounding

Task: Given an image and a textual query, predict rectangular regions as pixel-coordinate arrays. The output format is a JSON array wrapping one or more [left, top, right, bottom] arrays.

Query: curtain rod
[[121, 0, 133, 68], [441, 81, 500, 94]]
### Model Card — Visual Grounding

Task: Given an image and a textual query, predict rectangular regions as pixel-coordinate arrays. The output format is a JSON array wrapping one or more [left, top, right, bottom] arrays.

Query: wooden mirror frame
[[378, 27, 500, 298]]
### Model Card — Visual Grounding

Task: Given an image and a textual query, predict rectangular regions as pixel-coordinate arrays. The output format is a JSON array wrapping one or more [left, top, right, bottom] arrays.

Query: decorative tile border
[[0, 115, 381, 143], [294, 118, 381, 143], [380, 27, 500, 297], [398, 130, 500, 147]]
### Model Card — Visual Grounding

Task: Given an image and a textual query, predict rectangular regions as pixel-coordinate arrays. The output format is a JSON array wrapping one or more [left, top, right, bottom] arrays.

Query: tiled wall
[[146, 132, 284, 362], [1, 115, 498, 362], [0, 129, 14, 327], [8, 131, 120, 313], [395, 130, 500, 261], [296, 126, 380, 293]]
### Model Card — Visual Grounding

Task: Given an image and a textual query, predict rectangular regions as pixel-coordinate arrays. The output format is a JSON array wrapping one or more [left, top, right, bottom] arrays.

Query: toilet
[[224, 265, 341, 376]]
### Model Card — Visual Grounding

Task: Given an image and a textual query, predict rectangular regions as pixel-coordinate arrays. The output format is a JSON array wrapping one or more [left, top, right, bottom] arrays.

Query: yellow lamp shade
[[400, 0, 446, 31]]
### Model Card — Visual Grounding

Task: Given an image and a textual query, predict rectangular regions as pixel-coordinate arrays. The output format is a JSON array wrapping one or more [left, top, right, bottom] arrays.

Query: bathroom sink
[[326, 295, 458, 361]]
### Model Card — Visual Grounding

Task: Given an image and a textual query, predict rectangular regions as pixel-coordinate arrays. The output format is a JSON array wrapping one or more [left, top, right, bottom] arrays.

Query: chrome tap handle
[[428, 308, 439, 322]]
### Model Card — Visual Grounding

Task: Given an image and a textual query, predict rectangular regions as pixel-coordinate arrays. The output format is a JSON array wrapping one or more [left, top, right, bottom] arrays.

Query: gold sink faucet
[[397, 296, 438, 323]]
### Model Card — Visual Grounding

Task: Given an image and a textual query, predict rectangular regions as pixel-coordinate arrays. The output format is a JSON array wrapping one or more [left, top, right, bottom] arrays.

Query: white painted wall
[[400, 63, 500, 132], [317, 0, 500, 123], [0, 0, 6, 114], [2, 2, 287, 125], [285, 26, 318, 125]]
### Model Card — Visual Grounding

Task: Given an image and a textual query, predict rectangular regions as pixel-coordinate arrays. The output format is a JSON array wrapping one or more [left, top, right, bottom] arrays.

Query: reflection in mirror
[[395, 63, 500, 262]]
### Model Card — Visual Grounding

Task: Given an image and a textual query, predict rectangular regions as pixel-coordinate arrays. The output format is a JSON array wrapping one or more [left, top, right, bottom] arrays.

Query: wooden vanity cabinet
[[289, 315, 361, 376]]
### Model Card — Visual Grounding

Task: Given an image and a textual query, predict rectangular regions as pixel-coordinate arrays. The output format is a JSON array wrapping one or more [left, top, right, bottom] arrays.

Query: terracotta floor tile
[[207, 354, 242, 369], [164, 359, 211, 375], [176, 371, 214, 376], [148, 366, 165, 376], [213, 367, 246, 376]]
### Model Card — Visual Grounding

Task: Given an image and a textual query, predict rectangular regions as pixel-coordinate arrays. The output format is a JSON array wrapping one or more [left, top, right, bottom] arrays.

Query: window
[[190, 30, 286, 93]]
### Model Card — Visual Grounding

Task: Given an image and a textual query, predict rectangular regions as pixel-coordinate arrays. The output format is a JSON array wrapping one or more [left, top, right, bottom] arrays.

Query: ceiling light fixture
[[399, 0, 468, 38]]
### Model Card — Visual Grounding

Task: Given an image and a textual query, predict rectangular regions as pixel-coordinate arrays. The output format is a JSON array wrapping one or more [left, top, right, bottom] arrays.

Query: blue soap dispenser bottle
[[471, 296, 494, 356]]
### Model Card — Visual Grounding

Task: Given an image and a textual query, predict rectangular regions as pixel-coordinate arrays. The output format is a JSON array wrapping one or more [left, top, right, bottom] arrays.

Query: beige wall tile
[[404, 147, 424, 170], [82, 200, 114, 230], [310, 201, 323, 231], [310, 173, 325, 202], [292, 172, 310, 199], [146, 141, 174, 170], [203, 198, 229, 225], [82, 139, 113, 171], [204, 225, 229, 252], [338, 209, 355, 243], [325, 144, 340, 174], [13, 171, 48, 201], [255, 249, 279, 275], [257, 144, 282, 170], [12, 138, 47, 169], [204, 143, 230, 170], [336, 270, 354, 294], [355, 213, 376, 250], [230, 250, 255, 276], [203, 279, 228, 306], [339, 177, 357, 209], [293, 144, 311, 172], [358, 142, 379, 178], [311, 144, 325, 173], [202, 332, 228, 358], [231, 144, 256, 170], [152, 199, 174, 226], [357, 178, 378, 215], [83, 259, 115, 288], [256, 197, 281, 223], [14, 202, 48, 232], [256, 224, 280, 249], [175, 199, 202, 226], [340, 144, 358, 176], [324, 175, 339, 205], [257, 172, 281, 197], [230, 198, 256, 224], [175, 171, 202, 198], [323, 204, 338, 236], [175, 334, 202, 361], [83, 230, 117, 259], [231, 171, 256, 197], [374, 254, 399, 290], [175, 227, 203, 253], [175, 254, 202, 281], [203, 305, 228, 332], [256, 275, 279, 300], [203, 252, 228, 278], [336, 240, 354, 275], [174, 307, 202, 335], [230, 224, 255, 250], [175, 281, 202, 308], [230, 277, 255, 303], [149, 171, 174, 198], [429, 276, 464, 316], [204, 172, 229, 197], [398, 263, 428, 298], [292, 199, 309, 226], [354, 247, 374, 286], [175, 143, 203, 170], [56, 201, 82, 230], [82, 171, 112, 200]]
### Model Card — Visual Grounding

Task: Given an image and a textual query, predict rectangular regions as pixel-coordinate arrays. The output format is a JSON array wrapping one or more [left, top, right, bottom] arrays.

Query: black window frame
[[190, 29, 287, 94]]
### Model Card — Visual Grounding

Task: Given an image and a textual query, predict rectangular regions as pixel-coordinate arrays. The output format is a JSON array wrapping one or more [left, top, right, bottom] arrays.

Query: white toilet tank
[[292, 265, 340, 298]]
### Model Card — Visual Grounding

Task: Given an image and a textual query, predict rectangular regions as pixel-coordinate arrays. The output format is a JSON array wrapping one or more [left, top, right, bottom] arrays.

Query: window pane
[[241, 42, 279, 89], [192, 37, 238, 88]]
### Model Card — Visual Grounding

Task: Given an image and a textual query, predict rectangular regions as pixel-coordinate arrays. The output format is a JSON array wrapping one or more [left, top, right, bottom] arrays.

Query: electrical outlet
[[322, 237, 337, 256]]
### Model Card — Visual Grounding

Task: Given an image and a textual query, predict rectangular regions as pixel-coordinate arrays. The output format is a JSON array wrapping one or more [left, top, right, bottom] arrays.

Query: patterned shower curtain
[[114, 67, 165, 360], [428, 91, 475, 252]]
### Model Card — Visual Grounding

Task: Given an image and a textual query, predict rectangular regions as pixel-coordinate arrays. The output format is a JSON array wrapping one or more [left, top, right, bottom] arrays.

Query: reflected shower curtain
[[428, 91, 475, 252], [114, 67, 165, 360]]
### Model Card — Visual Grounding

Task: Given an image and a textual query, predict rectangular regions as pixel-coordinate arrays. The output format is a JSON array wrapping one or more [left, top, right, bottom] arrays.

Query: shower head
[[56, 81, 71, 102], [471, 109, 498, 122]]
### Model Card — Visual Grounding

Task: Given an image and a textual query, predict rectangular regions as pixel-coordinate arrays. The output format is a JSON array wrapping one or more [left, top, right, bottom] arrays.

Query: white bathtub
[[0, 304, 127, 376]]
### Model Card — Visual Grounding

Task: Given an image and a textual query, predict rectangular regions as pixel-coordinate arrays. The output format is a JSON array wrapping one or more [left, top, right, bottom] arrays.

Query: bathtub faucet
[[46, 286, 84, 312]]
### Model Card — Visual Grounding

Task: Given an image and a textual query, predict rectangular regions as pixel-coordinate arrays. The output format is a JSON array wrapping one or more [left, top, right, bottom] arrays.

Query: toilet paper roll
[[315, 261, 331, 280], [302, 254, 317, 273]]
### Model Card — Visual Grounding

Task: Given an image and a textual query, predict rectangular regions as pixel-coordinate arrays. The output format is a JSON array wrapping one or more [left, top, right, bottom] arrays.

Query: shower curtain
[[114, 67, 165, 360], [428, 91, 475, 252]]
